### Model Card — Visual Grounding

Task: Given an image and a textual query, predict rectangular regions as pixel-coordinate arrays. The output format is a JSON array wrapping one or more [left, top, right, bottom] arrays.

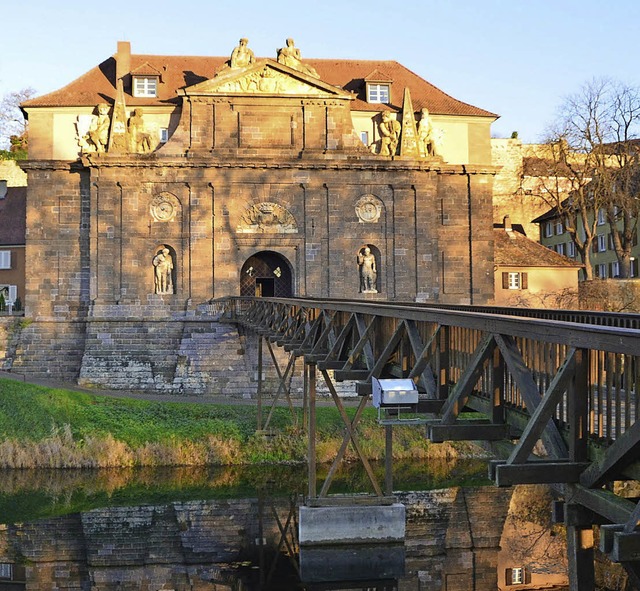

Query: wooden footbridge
[[219, 296, 640, 589]]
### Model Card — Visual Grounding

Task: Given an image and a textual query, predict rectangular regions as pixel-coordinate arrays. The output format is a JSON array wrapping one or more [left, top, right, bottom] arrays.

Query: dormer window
[[364, 69, 393, 105], [367, 83, 390, 104], [133, 76, 158, 98]]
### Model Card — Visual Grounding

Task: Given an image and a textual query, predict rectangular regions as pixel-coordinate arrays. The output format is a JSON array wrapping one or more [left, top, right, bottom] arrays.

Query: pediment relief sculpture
[[355, 194, 383, 223], [204, 65, 329, 96], [237, 202, 298, 234]]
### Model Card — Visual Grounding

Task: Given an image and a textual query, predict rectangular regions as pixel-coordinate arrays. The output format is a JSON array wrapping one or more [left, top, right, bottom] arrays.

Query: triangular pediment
[[180, 59, 354, 99]]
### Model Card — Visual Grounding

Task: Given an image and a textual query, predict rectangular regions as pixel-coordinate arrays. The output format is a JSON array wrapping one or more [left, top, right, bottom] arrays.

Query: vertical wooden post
[[567, 525, 595, 590], [438, 325, 450, 399], [385, 424, 393, 496], [257, 336, 263, 432], [492, 345, 505, 424], [569, 348, 589, 462], [308, 362, 317, 500], [302, 355, 308, 433]]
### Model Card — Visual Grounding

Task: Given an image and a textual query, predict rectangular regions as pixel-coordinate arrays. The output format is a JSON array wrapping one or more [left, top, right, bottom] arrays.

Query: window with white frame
[[555, 220, 563, 235], [556, 243, 565, 255], [567, 241, 575, 257], [597, 208, 606, 225], [502, 272, 528, 290], [511, 567, 523, 584], [544, 222, 554, 238], [631, 258, 638, 278], [133, 76, 158, 98], [159, 128, 169, 143], [360, 131, 369, 146], [597, 234, 607, 252], [0, 563, 12, 579], [0, 251, 10, 269], [596, 263, 607, 278], [367, 83, 390, 104]]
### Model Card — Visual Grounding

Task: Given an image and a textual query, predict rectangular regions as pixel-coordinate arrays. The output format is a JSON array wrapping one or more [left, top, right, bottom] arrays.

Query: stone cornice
[[20, 156, 499, 176]]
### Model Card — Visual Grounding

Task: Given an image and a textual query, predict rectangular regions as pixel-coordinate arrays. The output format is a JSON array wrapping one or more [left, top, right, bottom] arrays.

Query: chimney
[[116, 41, 131, 84], [503, 215, 512, 232]]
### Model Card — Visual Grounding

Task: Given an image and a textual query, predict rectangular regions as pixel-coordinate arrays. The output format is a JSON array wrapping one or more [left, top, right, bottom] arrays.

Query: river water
[[0, 460, 575, 590]]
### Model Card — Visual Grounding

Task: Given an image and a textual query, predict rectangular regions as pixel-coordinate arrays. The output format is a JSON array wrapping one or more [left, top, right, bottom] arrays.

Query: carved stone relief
[[237, 202, 298, 233], [355, 194, 383, 223], [215, 66, 326, 95], [150, 193, 180, 222]]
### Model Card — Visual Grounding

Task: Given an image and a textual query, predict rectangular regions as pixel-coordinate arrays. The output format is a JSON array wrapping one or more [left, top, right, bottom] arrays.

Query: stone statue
[[277, 38, 320, 78], [418, 108, 437, 157], [379, 110, 401, 157], [153, 247, 174, 294], [128, 108, 152, 153], [358, 247, 378, 293], [230, 38, 255, 68], [85, 103, 111, 153]]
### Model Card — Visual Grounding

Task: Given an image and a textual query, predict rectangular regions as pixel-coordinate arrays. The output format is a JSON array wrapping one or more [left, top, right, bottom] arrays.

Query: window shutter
[[505, 568, 512, 585], [524, 568, 532, 584], [521, 273, 528, 289], [502, 272, 509, 289]]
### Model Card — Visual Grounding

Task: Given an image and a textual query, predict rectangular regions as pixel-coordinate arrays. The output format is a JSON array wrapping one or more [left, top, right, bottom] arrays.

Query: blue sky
[[2, 0, 639, 144]]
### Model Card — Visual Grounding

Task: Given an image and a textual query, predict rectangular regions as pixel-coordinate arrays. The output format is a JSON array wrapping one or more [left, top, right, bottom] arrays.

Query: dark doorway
[[255, 277, 275, 297], [240, 251, 293, 297]]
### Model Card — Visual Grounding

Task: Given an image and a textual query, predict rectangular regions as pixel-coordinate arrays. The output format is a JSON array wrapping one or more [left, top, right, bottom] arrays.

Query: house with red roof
[[14, 38, 500, 387], [494, 216, 583, 308]]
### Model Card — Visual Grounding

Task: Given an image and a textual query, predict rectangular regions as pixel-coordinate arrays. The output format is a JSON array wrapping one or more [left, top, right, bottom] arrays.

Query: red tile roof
[[0, 187, 26, 246], [23, 52, 498, 119], [493, 227, 583, 268]]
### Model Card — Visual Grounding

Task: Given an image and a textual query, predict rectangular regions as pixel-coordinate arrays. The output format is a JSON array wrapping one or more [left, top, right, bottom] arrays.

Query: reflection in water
[[0, 464, 569, 590]]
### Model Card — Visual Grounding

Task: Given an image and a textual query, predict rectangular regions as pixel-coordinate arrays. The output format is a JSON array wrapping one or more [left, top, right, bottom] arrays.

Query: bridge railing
[[217, 296, 640, 447]]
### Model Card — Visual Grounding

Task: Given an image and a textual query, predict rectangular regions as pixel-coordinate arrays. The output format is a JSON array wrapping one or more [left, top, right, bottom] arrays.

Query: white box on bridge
[[372, 378, 419, 408]]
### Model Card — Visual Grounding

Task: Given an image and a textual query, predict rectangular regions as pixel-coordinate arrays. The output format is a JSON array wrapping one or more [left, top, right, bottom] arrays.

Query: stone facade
[[13, 40, 498, 390]]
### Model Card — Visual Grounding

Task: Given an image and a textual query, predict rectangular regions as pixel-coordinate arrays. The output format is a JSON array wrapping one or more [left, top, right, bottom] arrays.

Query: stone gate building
[[12, 39, 499, 391]]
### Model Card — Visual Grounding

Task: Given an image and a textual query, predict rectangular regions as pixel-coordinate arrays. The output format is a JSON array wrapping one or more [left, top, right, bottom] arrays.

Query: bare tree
[[534, 79, 640, 279], [0, 87, 35, 152]]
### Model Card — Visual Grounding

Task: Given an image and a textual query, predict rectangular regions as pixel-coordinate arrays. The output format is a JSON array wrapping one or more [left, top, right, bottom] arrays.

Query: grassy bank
[[0, 378, 482, 468]]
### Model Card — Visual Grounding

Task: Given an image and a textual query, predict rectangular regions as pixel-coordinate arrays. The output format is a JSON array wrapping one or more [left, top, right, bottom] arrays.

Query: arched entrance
[[240, 251, 293, 297]]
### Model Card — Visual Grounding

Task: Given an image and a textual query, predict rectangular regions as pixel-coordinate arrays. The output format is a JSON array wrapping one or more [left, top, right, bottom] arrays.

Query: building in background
[[0, 161, 27, 310]]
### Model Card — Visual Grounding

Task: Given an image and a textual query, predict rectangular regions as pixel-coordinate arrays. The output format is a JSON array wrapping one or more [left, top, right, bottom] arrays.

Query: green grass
[[0, 378, 484, 468]]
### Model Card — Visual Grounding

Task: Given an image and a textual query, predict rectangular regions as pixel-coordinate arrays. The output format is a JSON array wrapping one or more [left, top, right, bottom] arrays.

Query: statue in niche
[[153, 247, 174, 294], [277, 38, 320, 78], [379, 110, 401, 156], [128, 108, 152, 153], [79, 103, 111, 153], [418, 108, 437, 157], [358, 247, 378, 293], [230, 38, 255, 68]]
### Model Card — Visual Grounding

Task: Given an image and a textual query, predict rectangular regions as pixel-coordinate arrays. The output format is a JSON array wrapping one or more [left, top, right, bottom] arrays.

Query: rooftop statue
[[230, 38, 255, 69], [379, 110, 401, 157], [277, 38, 320, 79]]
